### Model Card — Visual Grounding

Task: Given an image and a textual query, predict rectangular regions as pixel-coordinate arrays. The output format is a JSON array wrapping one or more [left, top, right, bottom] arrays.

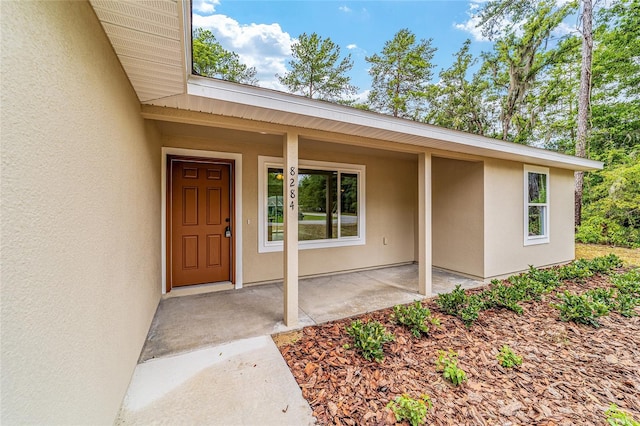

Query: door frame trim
[[161, 147, 243, 294]]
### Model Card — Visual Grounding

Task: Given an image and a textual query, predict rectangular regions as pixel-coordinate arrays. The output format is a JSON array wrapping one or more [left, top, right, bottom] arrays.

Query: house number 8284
[[289, 167, 296, 210]]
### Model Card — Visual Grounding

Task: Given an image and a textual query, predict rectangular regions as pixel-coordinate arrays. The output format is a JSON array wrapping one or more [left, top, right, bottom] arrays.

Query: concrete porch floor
[[117, 264, 483, 425], [139, 264, 482, 362]]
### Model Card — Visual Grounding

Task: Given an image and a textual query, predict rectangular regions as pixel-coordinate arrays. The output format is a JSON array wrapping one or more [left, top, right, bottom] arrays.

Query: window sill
[[259, 237, 366, 253], [524, 237, 550, 246]]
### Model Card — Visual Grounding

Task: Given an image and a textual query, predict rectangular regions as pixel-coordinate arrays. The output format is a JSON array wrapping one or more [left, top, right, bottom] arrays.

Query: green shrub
[[435, 349, 467, 386], [496, 345, 523, 368], [391, 301, 440, 338], [387, 394, 432, 426], [612, 269, 640, 297], [435, 285, 468, 316], [480, 282, 524, 314], [557, 260, 594, 282], [459, 295, 484, 327], [586, 287, 616, 308], [346, 320, 395, 362], [588, 254, 623, 273], [605, 403, 640, 426], [552, 291, 610, 327], [511, 265, 561, 299], [557, 255, 623, 282], [614, 292, 639, 317]]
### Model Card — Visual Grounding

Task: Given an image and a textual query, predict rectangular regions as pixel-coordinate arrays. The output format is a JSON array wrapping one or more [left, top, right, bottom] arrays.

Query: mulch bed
[[277, 272, 640, 425]]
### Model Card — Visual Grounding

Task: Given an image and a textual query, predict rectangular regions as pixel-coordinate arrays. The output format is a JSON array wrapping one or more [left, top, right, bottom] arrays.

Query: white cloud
[[192, 0, 219, 15], [346, 44, 358, 50], [455, 0, 579, 41], [454, 14, 488, 42], [192, 13, 294, 90], [339, 5, 352, 13], [353, 89, 370, 104], [552, 21, 578, 37], [454, 1, 523, 41]]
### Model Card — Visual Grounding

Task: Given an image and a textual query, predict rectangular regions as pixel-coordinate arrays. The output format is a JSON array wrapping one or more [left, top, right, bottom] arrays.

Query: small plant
[[552, 291, 610, 327], [605, 403, 640, 426], [435, 349, 467, 385], [509, 266, 560, 300], [523, 265, 561, 289], [459, 295, 484, 327], [615, 292, 639, 317], [387, 394, 432, 426], [480, 282, 524, 314], [496, 345, 523, 368], [346, 319, 395, 362], [586, 287, 616, 308], [391, 301, 440, 338], [557, 260, 593, 282], [588, 254, 623, 273], [612, 269, 640, 297], [435, 285, 468, 316]]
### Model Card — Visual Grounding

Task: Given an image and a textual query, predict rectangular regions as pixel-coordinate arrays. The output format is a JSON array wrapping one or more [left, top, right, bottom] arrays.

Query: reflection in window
[[524, 165, 549, 244], [298, 170, 338, 241], [267, 168, 284, 241], [265, 166, 360, 243], [340, 173, 358, 237]]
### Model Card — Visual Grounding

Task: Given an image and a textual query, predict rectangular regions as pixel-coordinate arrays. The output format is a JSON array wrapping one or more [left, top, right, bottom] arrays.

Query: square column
[[283, 132, 299, 326], [418, 152, 432, 296]]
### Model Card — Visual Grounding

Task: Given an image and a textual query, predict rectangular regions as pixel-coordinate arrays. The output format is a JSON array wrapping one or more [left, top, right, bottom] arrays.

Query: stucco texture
[[1, 2, 161, 424], [484, 159, 575, 278], [432, 156, 484, 277]]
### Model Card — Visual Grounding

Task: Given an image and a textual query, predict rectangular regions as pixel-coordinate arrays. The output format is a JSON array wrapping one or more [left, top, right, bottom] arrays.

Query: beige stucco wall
[[432, 157, 484, 277], [162, 129, 417, 284], [484, 159, 575, 278], [1, 2, 161, 424]]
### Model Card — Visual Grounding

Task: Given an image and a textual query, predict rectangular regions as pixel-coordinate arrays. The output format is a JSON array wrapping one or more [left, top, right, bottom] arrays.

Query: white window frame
[[258, 156, 366, 253], [524, 165, 550, 246]]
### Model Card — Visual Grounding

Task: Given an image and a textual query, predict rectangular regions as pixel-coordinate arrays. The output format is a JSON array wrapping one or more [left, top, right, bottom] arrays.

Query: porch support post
[[283, 132, 299, 326], [418, 152, 432, 296]]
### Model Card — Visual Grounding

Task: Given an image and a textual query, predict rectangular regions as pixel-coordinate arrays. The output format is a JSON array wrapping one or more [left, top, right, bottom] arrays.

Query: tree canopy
[[192, 28, 258, 85], [366, 29, 436, 119], [277, 32, 357, 101]]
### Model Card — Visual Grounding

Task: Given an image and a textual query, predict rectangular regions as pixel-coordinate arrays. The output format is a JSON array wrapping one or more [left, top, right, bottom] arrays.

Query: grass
[[576, 243, 640, 267]]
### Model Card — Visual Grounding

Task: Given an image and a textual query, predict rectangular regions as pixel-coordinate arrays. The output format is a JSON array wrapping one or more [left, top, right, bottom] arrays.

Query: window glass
[[340, 173, 359, 237], [528, 172, 547, 204], [259, 157, 364, 251], [267, 168, 284, 242], [524, 166, 549, 244], [298, 169, 338, 241], [528, 206, 546, 237]]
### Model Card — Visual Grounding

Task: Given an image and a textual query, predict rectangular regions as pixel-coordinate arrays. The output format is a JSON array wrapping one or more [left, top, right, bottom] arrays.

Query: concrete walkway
[[117, 264, 483, 424]]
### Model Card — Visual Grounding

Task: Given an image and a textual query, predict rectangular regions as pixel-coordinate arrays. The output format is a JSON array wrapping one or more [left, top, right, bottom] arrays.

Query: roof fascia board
[[185, 76, 602, 171]]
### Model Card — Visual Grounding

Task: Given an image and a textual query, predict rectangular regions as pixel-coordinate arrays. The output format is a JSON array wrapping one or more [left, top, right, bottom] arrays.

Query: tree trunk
[[575, 0, 593, 227]]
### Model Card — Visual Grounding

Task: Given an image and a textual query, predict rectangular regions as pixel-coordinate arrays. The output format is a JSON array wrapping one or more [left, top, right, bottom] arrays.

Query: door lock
[[225, 226, 232, 238]]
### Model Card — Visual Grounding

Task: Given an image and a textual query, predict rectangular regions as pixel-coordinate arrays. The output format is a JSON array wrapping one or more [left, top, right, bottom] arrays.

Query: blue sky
[[192, 0, 576, 100]]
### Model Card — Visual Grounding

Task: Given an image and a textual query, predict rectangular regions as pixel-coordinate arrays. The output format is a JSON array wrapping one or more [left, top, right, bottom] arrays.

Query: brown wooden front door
[[169, 158, 233, 288]]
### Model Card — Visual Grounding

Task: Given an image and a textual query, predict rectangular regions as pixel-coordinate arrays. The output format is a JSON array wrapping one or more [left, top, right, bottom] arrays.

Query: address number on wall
[[289, 166, 297, 210]]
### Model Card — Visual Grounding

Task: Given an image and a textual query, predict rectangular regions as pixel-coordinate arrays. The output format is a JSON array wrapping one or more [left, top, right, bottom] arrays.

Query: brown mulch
[[276, 272, 640, 425]]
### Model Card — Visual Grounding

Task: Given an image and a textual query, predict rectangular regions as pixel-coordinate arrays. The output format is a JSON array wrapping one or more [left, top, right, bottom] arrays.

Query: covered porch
[[139, 264, 482, 362]]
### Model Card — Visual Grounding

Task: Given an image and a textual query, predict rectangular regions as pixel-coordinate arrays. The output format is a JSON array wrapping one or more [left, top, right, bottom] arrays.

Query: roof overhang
[[90, 0, 602, 172]]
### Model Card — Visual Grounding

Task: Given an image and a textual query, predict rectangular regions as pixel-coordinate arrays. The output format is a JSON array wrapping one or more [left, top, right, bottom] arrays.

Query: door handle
[[225, 226, 231, 238]]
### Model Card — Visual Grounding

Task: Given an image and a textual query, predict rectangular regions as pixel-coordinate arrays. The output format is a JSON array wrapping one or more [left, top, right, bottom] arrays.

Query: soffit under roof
[[89, 0, 186, 102]]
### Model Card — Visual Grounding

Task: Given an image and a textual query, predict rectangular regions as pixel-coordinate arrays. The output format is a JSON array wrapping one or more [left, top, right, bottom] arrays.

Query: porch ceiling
[[89, 0, 602, 172]]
